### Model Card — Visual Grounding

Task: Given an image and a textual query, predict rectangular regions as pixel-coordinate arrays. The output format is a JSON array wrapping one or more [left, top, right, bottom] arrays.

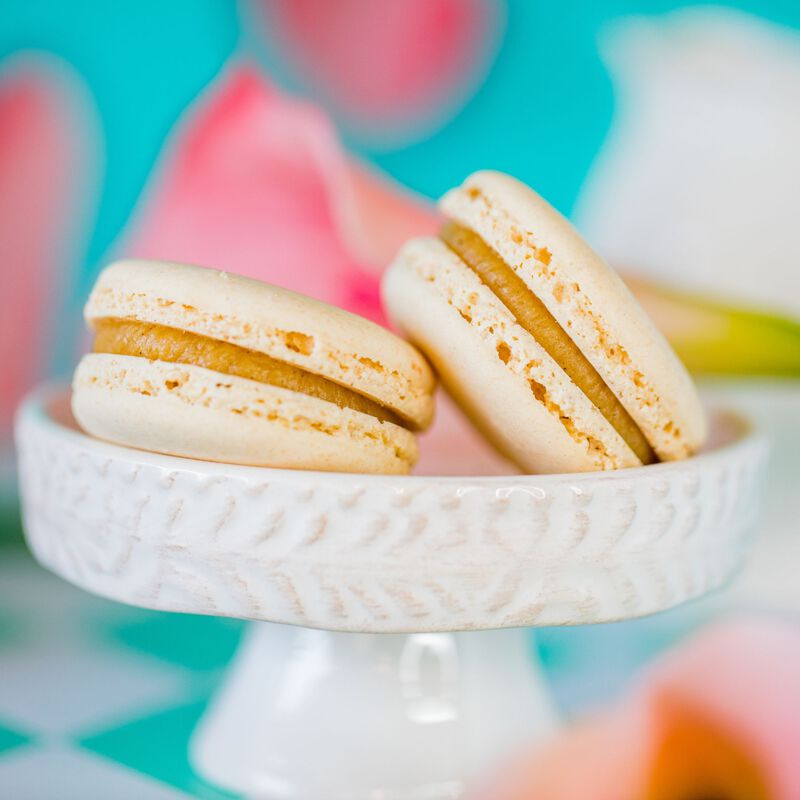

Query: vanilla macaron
[[383, 171, 706, 473], [72, 260, 435, 474]]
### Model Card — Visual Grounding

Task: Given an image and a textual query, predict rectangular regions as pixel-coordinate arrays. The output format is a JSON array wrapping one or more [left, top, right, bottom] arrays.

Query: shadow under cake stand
[[16, 388, 767, 800]]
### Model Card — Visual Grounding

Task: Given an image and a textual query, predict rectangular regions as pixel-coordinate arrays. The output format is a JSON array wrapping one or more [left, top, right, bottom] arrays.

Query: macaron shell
[[72, 354, 417, 474], [383, 238, 640, 473], [86, 260, 435, 431], [440, 171, 706, 460]]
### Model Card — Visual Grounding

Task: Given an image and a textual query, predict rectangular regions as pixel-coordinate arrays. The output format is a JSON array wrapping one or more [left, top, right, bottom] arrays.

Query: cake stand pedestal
[[16, 389, 766, 800], [191, 623, 552, 799]]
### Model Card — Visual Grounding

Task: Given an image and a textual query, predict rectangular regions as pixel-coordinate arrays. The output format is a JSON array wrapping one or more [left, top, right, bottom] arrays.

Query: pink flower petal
[[263, 0, 501, 134], [472, 618, 800, 799], [644, 617, 800, 799], [468, 711, 646, 800], [123, 65, 438, 323], [416, 392, 517, 476], [0, 56, 96, 434]]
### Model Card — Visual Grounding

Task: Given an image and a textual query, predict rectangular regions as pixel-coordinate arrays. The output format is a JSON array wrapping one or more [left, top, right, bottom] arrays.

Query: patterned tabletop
[[0, 544, 243, 799]]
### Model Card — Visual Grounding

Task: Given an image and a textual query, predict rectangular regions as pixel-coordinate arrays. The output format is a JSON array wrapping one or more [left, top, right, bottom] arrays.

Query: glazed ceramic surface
[[17, 388, 766, 633]]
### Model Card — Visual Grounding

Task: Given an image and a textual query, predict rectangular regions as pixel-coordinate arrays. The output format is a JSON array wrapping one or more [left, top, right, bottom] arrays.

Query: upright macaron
[[73, 260, 435, 474], [382, 171, 706, 473]]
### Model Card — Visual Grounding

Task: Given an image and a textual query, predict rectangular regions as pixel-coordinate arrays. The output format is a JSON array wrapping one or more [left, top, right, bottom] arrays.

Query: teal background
[[2, 0, 800, 372]]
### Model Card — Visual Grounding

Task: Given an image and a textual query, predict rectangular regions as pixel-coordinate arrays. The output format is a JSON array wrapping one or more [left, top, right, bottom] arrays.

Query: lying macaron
[[382, 171, 706, 473], [72, 260, 435, 474]]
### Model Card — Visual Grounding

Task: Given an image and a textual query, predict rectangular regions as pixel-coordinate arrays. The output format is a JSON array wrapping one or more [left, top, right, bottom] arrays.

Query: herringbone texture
[[17, 407, 765, 632]]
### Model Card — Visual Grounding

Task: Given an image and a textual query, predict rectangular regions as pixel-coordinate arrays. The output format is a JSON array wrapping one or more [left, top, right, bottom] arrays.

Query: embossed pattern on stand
[[17, 396, 766, 632]]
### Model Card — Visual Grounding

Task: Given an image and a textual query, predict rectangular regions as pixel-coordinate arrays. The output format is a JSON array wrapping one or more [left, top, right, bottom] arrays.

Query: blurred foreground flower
[[473, 618, 800, 799], [0, 55, 97, 438], [121, 64, 439, 323]]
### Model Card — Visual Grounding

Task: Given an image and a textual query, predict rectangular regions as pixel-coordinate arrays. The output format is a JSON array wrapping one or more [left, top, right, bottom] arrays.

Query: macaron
[[382, 171, 706, 473], [72, 260, 435, 474]]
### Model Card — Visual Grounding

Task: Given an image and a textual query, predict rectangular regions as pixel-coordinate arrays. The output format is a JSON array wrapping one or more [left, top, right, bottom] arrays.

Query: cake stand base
[[190, 622, 556, 800]]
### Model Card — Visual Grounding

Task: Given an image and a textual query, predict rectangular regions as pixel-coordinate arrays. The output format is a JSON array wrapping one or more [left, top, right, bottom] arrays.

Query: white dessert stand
[[16, 388, 767, 800]]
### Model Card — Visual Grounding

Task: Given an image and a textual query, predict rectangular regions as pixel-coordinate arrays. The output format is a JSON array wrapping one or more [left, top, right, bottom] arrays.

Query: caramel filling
[[440, 222, 656, 465], [92, 319, 403, 427]]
